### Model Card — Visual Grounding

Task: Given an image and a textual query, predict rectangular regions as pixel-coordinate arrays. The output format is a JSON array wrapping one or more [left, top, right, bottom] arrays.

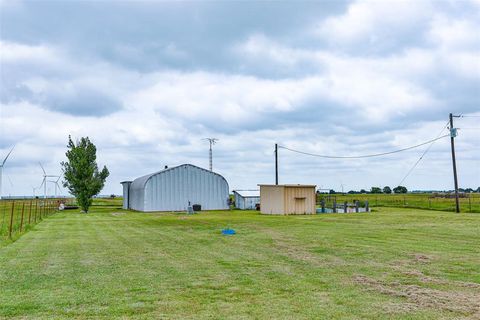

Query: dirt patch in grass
[[391, 254, 480, 290], [401, 269, 480, 289], [412, 253, 432, 263], [254, 226, 345, 267], [111, 212, 126, 216], [354, 275, 480, 317]]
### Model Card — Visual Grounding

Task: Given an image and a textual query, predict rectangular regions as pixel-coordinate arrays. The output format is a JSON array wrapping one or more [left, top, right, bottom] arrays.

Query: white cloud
[[428, 15, 480, 50], [315, 0, 432, 47], [0, 41, 57, 64]]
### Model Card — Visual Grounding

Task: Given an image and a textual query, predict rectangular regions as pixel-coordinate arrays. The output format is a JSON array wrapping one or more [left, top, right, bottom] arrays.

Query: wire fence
[[316, 193, 480, 213], [0, 199, 73, 243]]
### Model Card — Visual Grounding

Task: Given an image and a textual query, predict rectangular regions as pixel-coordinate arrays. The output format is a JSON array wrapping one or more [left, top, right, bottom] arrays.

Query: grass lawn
[[0, 205, 479, 319]]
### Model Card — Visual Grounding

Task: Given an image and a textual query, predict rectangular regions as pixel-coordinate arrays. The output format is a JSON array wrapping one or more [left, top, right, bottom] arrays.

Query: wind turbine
[[47, 175, 62, 198], [32, 185, 39, 198], [0, 146, 15, 200], [203, 138, 218, 171], [39, 162, 59, 199]]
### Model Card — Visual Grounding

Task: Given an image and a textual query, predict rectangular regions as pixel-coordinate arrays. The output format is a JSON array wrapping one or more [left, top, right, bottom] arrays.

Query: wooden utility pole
[[275, 143, 278, 185], [449, 113, 460, 213]]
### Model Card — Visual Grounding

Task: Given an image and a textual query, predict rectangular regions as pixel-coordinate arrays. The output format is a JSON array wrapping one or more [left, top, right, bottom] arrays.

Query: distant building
[[121, 164, 229, 212], [233, 190, 260, 210], [259, 184, 316, 215]]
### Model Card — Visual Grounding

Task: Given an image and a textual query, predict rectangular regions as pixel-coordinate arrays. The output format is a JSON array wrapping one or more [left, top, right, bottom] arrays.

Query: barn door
[[295, 197, 306, 214]]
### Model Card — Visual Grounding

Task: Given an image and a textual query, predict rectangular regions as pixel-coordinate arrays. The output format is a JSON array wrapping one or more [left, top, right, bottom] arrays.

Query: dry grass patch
[[354, 274, 480, 317]]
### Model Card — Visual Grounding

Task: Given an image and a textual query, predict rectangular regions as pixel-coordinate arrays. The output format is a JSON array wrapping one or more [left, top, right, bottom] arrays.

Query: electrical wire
[[278, 134, 450, 159], [396, 121, 450, 186]]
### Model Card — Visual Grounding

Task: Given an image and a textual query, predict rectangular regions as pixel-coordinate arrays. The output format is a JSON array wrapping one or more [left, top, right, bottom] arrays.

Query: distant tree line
[[319, 186, 480, 194]]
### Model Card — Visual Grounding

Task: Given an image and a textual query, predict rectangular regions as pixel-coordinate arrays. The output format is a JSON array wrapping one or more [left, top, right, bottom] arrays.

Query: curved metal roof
[[130, 164, 228, 192]]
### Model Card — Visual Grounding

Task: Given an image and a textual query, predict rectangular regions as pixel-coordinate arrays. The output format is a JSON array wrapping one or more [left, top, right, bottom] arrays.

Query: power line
[[278, 134, 450, 159], [397, 121, 450, 186]]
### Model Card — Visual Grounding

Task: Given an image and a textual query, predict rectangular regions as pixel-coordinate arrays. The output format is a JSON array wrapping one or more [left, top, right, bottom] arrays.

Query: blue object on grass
[[222, 228, 236, 235]]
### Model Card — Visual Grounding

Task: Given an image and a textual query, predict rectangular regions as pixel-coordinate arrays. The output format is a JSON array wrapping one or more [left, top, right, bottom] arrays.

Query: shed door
[[295, 197, 306, 214]]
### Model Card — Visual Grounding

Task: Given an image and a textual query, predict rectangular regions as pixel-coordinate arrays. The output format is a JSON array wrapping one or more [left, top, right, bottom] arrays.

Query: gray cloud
[[42, 86, 123, 117], [0, 0, 479, 196]]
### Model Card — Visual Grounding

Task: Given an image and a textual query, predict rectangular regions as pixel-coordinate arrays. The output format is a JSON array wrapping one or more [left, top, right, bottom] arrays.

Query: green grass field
[[1, 201, 479, 319]]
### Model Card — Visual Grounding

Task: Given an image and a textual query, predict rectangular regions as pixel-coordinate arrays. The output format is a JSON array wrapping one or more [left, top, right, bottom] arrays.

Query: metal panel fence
[[0, 199, 67, 242], [316, 193, 480, 213]]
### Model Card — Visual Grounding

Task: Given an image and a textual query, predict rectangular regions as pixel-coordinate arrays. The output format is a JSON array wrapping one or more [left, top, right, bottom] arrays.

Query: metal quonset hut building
[[121, 164, 229, 212]]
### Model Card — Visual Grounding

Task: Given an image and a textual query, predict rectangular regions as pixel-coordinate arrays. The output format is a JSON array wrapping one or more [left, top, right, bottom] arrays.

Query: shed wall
[[129, 180, 146, 211], [260, 185, 316, 215], [284, 186, 316, 214], [260, 185, 285, 214], [243, 197, 260, 210], [234, 192, 260, 210], [121, 181, 132, 209]]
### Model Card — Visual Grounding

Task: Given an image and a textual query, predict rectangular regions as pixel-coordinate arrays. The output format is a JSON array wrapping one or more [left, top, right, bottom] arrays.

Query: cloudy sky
[[1, 0, 479, 197]]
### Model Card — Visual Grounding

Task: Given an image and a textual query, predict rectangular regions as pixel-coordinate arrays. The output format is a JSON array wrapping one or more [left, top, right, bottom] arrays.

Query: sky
[[0, 0, 479, 197]]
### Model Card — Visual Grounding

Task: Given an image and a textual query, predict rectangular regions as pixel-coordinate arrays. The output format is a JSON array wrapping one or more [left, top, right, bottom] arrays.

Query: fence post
[[355, 200, 359, 213], [333, 200, 337, 213], [403, 196, 406, 206], [344, 201, 348, 213], [365, 200, 369, 212], [8, 201, 15, 238], [20, 202, 25, 233], [34, 200, 38, 223], [469, 195, 471, 212], [28, 200, 32, 225]]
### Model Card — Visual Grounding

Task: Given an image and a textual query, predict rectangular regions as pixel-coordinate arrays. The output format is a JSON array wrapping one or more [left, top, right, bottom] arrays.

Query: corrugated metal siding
[[128, 164, 229, 212], [233, 191, 260, 210], [121, 182, 132, 209], [284, 186, 316, 214], [128, 172, 152, 211], [234, 192, 244, 209], [260, 185, 316, 215], [260, 185, 285, 214], [243, 197, 260, 210]]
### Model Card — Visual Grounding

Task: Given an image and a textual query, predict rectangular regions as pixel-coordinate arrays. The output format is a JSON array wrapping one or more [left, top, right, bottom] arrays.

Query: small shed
[[259, 184, 316, 215], [121, 164, 229, 212], [233, 190, 260, 210]]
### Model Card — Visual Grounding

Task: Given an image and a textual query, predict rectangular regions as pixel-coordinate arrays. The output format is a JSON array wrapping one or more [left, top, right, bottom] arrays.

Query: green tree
[[383, 186, 392, 194], [370, 187, 382, 194], [61, 136, 109, 213], [393, 186, 408, 194]]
